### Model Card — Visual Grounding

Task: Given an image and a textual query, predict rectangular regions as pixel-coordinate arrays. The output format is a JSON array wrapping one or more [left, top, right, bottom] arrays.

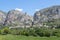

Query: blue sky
[[0, 0, 60, 16]]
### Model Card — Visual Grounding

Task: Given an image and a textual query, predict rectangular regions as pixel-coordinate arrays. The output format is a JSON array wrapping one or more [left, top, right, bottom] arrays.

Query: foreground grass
[[0, 34, 60, 40]]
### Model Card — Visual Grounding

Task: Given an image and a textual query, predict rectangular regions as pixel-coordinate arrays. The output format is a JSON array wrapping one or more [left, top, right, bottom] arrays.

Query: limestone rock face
[[34, 6, 60, 24], [0, 11, 6, 25], [4, 9, 33, 27]]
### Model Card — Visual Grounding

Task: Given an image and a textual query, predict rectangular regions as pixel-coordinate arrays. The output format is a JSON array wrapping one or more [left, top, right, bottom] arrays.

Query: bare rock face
[[0, 11, 6, 25], [34, 6, 60, 24], [4, 9, 33, 27]]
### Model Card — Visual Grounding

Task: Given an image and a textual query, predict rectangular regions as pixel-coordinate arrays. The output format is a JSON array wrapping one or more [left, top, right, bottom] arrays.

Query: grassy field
[[0, 34, 60, 40]]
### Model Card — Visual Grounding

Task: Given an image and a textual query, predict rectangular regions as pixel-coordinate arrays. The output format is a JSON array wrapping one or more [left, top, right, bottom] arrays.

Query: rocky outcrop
[[34, 6, 60, 24], [0, 11, 6, 25], [4, 9, 33, 27], [0, 5, 60, 28]]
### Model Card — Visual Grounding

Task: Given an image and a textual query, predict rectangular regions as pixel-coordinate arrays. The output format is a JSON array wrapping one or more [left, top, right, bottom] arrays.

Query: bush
[[1, 27, 11, 35], [20, 28, 37, 36], [0, 30, 1, 34], [28, 28, 37, 36], [21, 29, 29, 36], [1, 26, 60, 37], [35, 27, 51, 37], [52, 29, 60, 37], [44, 30, 51, 37], [11, 29, 20, 35]]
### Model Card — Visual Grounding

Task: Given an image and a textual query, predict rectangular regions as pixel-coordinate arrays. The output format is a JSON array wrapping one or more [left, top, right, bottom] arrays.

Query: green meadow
[[0, 34, 60, 40]]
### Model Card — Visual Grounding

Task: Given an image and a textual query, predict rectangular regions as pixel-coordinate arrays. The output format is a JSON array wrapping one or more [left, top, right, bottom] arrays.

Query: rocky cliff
[[4, 9, 33, 28], [0, 6, 60, 28], [0, 10, 6, 25], [34, 6, 60, 25]]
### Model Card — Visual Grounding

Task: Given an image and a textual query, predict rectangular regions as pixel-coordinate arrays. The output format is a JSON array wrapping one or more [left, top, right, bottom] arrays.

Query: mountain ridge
[[0, 5, 60, 28]]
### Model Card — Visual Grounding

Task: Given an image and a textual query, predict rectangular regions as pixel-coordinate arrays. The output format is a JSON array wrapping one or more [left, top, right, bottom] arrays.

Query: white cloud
[[35, 9, 40, 11], [15, 8, 23, 11]]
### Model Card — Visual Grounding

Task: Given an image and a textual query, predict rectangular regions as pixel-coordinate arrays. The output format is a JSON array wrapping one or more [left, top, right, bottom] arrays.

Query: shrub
[[20, 29, 29, 36], [20, 28, 37, 36], [11, 29, 20, 35], [0, 30, 1, 34], [52, 29, 60, 37], [44, 30, 51, 37], [28, 28, 37, 36], [1, 27, 11, 35], [35, 28, 43, 37], [1, 26, 60, 37], [35, 27, 51, 37]]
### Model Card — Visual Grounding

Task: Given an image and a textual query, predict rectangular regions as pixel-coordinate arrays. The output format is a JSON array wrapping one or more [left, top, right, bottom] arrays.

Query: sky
[[0, 0, 60, 16]]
